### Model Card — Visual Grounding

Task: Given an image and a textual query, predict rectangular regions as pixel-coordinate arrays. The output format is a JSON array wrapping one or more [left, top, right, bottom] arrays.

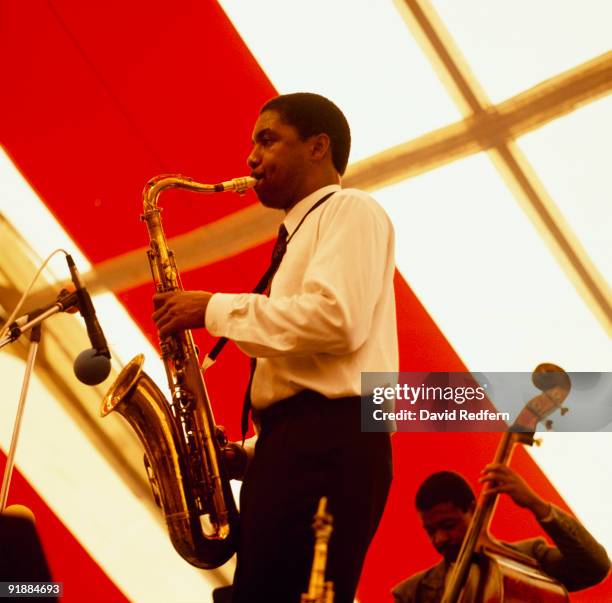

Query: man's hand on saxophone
[[223, 440, 257, 481], [152, 290, 212, 338], [152, 290, 256, 482]]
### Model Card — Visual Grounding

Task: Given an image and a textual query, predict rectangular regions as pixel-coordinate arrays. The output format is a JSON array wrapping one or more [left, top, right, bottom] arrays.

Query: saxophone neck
[[143, 174, 257, 213]]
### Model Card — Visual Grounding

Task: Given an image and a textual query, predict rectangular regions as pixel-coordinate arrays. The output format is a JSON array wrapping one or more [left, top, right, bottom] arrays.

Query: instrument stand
[[0, 322, 42, 513]]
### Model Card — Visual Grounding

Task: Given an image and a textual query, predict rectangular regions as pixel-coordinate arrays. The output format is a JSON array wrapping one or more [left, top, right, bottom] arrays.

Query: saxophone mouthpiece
[[214, 176, 258, 195]]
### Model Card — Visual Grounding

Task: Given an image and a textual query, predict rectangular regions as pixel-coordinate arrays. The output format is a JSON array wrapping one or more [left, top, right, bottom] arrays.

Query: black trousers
[[231, 390, 392, 603]]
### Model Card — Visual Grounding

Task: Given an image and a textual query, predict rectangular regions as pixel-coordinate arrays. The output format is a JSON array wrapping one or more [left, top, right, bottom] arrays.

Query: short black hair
[[261, 92, 351, 175], [416, 471, 475, 512]]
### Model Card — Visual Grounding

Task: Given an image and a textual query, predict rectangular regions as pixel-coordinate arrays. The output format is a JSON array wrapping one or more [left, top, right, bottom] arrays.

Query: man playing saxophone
[[152, 92, 398, 603]]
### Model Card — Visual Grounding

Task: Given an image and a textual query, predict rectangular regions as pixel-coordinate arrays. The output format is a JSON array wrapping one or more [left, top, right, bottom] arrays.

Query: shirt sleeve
[[205, 191, 394, 358], [531, 505, 611, 591]]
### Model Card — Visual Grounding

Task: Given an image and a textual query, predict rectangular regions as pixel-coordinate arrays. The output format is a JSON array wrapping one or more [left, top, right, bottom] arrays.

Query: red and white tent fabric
[[1, 2, 610, 601]]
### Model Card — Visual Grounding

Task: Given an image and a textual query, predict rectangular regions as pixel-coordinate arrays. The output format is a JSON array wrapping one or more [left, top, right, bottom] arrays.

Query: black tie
[[241, 223, 289, 440], [254, 223, 289, 296]]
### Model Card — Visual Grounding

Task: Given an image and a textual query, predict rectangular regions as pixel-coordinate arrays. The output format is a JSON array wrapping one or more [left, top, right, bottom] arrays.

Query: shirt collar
[[283, 184, 341, 236]]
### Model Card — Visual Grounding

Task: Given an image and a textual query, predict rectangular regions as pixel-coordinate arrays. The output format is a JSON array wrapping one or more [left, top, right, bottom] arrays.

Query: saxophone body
[[101, 174, 256, 569]]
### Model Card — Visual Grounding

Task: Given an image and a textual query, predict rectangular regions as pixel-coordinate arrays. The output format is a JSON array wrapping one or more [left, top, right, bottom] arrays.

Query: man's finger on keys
[[151, 306, 168, 323], [152, 291, 174, 309]]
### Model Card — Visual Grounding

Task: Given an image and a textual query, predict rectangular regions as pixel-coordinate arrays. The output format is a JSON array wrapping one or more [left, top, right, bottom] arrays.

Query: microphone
[[65, 254, 112, 385]]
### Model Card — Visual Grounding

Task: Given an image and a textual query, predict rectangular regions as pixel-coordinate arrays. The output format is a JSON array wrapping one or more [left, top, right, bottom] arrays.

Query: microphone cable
[[0, 248, 70, 341]]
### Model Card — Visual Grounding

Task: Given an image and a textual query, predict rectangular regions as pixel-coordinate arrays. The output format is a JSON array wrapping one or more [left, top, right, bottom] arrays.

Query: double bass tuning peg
[[542, 406, 568, 431]]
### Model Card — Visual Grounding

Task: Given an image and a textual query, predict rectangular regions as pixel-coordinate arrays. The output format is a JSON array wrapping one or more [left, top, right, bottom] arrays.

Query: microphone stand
[[0, 322, 41, 513], [0, 290, 79, 513], [0, 290, 78, 351]]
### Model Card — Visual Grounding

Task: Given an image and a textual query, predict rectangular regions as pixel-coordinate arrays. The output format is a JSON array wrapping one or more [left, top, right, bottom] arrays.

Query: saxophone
[[101, 174, 256, 568], [302, 497, 335, 603]]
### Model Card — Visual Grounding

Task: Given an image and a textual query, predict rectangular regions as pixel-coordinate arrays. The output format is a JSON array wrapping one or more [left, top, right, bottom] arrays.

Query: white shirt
[[205, 184, 399, 409]]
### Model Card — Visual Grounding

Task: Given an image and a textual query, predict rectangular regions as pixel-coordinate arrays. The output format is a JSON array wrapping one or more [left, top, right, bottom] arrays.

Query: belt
[[253, 389, 360, 434]]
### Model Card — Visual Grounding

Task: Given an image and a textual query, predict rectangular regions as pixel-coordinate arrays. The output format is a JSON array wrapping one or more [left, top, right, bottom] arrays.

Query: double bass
[[441, 364, 572, 603]]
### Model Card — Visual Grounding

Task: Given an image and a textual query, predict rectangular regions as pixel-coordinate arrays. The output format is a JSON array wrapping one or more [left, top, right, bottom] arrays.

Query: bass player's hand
[[479, 463, 551, 520]]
